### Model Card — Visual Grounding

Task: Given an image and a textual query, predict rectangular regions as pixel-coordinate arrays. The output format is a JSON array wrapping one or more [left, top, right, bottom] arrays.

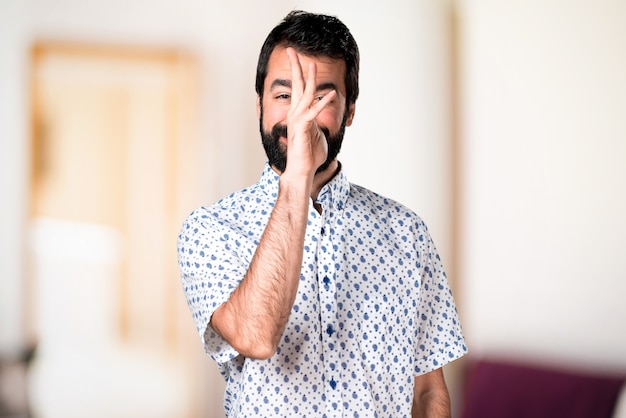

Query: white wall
[[0, 0, 30, 356], [458, 0, 626, 370]]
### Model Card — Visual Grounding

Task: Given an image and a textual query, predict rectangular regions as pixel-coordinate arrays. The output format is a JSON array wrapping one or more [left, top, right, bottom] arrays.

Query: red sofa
[[461, 358, 626, 418]]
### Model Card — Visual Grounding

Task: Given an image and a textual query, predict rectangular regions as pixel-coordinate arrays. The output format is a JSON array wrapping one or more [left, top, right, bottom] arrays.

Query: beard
[[260, 108, 348, 174]]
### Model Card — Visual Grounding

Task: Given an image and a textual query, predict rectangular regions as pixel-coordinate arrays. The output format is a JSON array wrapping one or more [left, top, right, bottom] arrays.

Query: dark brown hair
[[255, 10, 360, 106]]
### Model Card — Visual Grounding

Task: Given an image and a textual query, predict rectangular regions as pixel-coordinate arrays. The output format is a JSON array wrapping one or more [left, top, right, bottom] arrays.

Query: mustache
[[271, 124, 331, 141]]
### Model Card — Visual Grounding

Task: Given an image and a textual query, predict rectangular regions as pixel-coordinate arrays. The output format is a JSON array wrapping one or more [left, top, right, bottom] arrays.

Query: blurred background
[[1, 0, 625, 417]]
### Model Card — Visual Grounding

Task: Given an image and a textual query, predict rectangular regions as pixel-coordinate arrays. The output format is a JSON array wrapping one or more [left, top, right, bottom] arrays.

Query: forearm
[[211, 47, 334, 359], [412, 390, 451, 418], [210, 174, 311, 359], [412, 368, 451, 418]]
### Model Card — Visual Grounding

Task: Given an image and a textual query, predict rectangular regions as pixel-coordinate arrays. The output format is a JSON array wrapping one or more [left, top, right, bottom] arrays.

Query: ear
[[345, 102, 356, 127], [256, 95, 261, 120]]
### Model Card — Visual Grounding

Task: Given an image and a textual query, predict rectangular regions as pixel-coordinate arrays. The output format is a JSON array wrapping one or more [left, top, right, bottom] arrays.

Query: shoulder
[[347, 182, 429, 231], [348, 182, 411, 212], [180, 184, 265, 232]]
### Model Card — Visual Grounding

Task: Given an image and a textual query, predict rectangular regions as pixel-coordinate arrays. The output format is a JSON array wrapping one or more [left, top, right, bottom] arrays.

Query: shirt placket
[[317, 201, 343, 417]]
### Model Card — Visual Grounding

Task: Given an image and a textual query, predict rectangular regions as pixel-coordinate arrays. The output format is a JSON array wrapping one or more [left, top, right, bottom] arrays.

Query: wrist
[[278, 171, 313, 202]]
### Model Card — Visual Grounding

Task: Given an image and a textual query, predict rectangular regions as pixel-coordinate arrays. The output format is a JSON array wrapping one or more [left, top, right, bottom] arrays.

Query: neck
[[310, 159, 340, 201], [270, 159, 340, 203]]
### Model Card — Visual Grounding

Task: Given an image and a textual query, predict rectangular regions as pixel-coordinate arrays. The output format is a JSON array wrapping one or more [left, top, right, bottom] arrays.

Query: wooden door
[[29, 43, 208, 418]]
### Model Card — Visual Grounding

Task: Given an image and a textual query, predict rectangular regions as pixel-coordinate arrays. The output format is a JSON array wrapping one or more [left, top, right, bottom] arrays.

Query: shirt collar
[[258, 163, 280, 199], [258, 162, 350, 211], [315, 162, 350, 211]]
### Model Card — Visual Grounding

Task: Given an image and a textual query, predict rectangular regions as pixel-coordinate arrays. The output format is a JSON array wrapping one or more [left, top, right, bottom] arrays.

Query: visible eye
[[315, 92, 334, 103], [276, 93, 291, 101]]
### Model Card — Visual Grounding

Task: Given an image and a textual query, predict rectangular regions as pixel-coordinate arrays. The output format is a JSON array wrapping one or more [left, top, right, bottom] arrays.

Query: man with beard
[[178, 10, 467, 418]]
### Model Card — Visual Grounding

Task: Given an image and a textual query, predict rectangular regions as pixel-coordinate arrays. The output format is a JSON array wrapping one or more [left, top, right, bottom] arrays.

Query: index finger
[[286, 47, 308, 105]]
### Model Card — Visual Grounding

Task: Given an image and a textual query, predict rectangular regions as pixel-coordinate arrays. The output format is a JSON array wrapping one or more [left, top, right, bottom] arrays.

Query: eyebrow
[[269, 79, 338, 93]]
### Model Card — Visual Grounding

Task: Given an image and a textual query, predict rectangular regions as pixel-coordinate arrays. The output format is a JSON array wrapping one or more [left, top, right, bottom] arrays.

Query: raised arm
[[209, 48, 336, 359]]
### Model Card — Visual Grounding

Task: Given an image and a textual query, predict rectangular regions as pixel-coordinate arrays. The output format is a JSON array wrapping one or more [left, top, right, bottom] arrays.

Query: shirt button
[[323, 276, 331, 290], [321, 226, 326, 235]]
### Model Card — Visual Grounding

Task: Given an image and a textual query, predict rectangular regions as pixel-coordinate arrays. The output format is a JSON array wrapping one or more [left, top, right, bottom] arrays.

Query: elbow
[[211, 319, 278, 360], [232, 327, 280, 359], [211, 304, 280, 360], [238, 340, 277, 360]]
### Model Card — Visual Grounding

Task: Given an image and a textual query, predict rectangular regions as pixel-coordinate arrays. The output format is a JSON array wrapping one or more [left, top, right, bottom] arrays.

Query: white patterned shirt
[[178, 164, 467, 417]]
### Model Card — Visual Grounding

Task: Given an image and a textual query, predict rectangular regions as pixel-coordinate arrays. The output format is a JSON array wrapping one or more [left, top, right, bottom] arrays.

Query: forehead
[[265, 46, 347, 93]]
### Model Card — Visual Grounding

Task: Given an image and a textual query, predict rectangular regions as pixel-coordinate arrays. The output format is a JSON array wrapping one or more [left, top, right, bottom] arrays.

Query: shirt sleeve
[[413, 220, 468, 375], [177, 208, 246, 364]]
